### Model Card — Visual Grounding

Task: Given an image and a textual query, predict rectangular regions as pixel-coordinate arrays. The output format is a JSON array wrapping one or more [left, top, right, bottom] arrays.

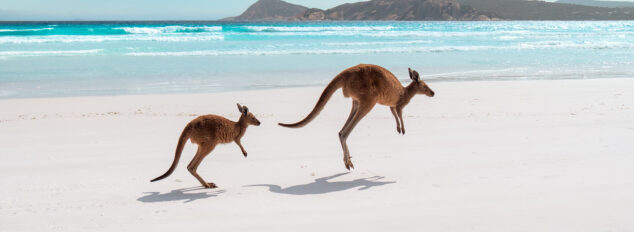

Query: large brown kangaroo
[[151, 104, 261, 188], [279, 64, 435, 170]]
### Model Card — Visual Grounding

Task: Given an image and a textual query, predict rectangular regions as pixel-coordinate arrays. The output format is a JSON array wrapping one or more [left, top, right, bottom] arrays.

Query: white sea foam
[[518, 41, 634, 50], [498, 36, 521, 40], [0, 34, 224, 44], [0, 49, 103, 57], [115, 26, 223, 34], [323, 40, 433, 46], [124, 39, 634, 57], [124, 46, 496, 57], [0, 28, 54, 32], [118, 27, 163, 34], [233, 29, 534, 38], [241, 25, 394, 32], [362, 30, 532, 38]]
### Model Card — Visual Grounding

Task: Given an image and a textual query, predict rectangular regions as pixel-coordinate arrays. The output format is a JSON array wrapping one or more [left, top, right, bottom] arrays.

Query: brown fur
[[279, 64, 434, 170], [151, 104, 260, 188]]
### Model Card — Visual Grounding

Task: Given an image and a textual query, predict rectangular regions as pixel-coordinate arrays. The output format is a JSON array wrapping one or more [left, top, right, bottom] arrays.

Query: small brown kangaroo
[[151, 104, 261, 188], [279, 64, 434, 170]]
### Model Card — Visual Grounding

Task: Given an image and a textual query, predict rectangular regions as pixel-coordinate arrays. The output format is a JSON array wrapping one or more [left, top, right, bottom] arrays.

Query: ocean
[[1, 21, 633, 98]]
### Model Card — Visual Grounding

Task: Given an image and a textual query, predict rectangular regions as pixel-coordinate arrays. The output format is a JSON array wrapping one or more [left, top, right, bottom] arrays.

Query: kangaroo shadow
[[245, 172, 395, 195], [137, 186, 225, 203]]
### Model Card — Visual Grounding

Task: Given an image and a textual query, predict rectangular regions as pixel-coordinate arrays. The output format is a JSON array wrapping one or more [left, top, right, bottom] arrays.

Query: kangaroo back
[[279, 74, 344, 128], [150, 125, 191, 182]]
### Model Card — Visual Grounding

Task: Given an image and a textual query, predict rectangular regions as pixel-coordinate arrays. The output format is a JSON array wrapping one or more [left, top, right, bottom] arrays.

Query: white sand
[[1, 78, 633, 231]]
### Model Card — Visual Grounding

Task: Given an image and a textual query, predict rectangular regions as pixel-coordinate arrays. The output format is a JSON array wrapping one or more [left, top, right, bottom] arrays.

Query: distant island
[[221, 0, 634, 21]]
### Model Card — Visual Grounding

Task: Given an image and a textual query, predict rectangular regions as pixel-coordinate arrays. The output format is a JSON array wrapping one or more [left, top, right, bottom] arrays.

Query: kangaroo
[[279, 64, 435, 170], [151, 104, 261, 188]]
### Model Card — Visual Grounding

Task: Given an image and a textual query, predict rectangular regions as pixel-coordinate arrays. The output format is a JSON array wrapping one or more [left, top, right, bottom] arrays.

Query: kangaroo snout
[[429, 90, 435, 97]]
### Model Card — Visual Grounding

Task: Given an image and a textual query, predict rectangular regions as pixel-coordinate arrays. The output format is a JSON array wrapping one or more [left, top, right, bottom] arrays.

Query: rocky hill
[[222, 0, 634, 21], [457, 0, 634, 20], [225, 0, 497, 21], [297, 0, 497, 20], [221, 0, 307, 21]]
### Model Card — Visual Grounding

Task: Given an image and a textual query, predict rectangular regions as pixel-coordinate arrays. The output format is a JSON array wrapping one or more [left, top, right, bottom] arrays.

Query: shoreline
[[0, 77, 626, 118], [1, 77, 632, 122], [2, 76, 632, 101]]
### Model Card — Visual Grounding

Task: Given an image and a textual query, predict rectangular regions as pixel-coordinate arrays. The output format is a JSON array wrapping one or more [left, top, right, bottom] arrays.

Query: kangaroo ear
[[409, 68, 419, 82], [237, 103, 244, 113], [242, 105, 249, 115]]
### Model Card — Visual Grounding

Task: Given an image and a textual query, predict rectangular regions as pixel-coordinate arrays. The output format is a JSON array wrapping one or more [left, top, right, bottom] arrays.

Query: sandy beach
[[1, 78, 633, 231]]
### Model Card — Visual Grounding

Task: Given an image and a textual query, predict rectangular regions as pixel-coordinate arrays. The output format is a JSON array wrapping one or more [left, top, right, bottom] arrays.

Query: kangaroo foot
[[203, 182, 218, 189], [344, 157, 355, 170]]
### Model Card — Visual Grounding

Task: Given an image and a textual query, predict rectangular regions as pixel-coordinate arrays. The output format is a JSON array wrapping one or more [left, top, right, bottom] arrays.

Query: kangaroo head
[[237, 103, 261, 126], [408, 67, 435, 97]]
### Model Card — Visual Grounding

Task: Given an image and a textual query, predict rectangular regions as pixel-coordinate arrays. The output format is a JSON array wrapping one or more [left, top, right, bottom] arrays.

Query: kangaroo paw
[[344, 158, 355, 170], [204, 182, 218, 189], [396, 127, 401, 134]]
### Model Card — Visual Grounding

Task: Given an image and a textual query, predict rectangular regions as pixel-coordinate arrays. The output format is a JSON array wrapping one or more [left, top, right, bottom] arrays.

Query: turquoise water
[[1, 21, 633, 98]]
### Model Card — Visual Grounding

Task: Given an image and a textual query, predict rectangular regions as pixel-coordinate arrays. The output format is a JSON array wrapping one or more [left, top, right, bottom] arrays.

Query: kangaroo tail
[[278, 74, 344, 128], [150, 125, 190, 182]]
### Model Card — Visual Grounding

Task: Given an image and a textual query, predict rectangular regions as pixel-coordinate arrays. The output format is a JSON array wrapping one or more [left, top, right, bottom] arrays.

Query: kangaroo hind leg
[[338, 99, 375, 170], [187, 143, 217, 188], [345, 100, 360, 127], [339, 101, 358, 169]]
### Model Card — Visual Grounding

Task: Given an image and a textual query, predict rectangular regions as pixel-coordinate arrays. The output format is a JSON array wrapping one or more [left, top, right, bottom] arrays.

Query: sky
[[0, 0, 358, 21], [1, 0, 633, 21]]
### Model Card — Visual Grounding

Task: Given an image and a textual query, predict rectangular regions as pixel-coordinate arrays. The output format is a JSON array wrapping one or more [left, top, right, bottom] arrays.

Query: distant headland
[[221, 0, 634, 21]]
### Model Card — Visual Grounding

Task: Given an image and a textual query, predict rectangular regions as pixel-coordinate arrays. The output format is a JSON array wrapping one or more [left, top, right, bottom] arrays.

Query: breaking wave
[[114, 26, 223, 34]]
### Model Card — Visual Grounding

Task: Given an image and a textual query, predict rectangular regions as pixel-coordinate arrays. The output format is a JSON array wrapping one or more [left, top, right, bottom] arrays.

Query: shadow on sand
[[138, 186, 225, 203], [245, 172, 395, 195]]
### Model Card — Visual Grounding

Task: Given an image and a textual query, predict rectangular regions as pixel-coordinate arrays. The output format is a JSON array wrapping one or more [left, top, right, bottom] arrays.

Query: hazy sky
[[0, 0, 359, 20], [1, 0, 632, 21]]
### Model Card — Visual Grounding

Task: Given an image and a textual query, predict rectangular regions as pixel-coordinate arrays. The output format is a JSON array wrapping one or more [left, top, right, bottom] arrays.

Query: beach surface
[[1, 78, 633, 231]]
